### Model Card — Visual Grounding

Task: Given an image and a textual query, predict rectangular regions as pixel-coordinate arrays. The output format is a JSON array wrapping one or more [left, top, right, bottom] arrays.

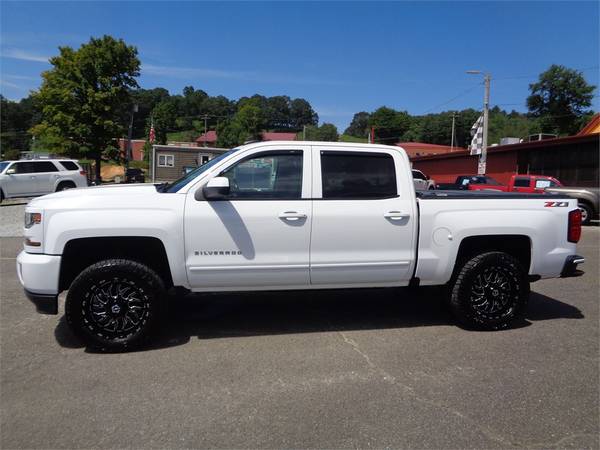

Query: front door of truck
[[309, 146, 417, 286], [184, 146, 312, 289]]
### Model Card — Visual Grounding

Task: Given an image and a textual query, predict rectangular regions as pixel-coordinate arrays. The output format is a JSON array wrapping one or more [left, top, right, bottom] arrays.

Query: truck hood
[[28, 183, 162, 209]]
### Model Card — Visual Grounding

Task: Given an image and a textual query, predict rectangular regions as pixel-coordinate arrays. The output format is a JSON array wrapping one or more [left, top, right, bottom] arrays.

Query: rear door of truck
[[309, 145, 418, 286]]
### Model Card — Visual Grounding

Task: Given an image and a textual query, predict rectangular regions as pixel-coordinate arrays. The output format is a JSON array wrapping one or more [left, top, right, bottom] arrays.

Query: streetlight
[[467, 70, 491, 175]]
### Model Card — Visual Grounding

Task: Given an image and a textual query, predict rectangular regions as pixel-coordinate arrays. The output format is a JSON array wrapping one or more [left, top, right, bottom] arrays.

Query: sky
[[1, 1, 598, 131]]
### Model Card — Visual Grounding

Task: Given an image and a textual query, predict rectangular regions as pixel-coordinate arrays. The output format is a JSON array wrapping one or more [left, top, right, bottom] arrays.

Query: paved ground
[[1, 220, 598, 448], [0, 202, 27, 237]]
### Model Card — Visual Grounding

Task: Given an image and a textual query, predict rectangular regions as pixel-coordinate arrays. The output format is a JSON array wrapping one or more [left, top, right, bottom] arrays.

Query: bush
[[2, 149, 21, 160], [129, 160, 149, 170]]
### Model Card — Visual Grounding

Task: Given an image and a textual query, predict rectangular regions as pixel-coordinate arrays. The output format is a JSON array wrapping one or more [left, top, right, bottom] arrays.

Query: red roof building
[[118, 139, 146, 161], [395, 142, 464, 158], [196, 130, 218, 146], [261, 132, 297, 141]]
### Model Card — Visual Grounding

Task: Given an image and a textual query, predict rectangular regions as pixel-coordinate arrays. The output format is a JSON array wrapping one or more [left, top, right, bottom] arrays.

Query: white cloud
[[143, 63, 256, 80], [1, 48, 50, 63], [142, 63, 351, 86]]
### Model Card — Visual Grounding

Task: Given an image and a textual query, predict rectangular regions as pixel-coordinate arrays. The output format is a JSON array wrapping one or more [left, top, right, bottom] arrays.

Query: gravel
[[0, 202, 26, 237]]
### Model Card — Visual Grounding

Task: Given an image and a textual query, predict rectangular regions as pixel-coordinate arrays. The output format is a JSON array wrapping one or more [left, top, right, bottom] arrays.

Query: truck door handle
[[278, 211, 307, 221], [384, 211, 410, 220]]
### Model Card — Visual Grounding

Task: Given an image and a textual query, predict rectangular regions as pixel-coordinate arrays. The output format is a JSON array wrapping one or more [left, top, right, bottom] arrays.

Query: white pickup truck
[[17, 141, 585, 351]]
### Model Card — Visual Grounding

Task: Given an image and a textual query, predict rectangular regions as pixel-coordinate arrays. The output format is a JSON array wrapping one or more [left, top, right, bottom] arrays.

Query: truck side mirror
[[202, 176, 230, 200], [5, 168, 15, 175]]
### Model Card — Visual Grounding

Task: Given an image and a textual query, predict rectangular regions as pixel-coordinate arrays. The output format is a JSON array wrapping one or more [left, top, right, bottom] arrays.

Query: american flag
[[469, 115, 484, 155], [149, 121, 156, 143]]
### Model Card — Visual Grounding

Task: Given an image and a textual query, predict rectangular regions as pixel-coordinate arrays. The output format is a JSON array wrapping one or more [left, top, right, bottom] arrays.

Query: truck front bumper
[[16, 251, 61, 315], [560, 255, 585, 278]]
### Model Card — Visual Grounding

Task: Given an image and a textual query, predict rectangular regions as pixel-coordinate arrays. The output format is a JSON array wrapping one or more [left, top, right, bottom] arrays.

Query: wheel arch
[[59, 236, 174, 292], [452, 234, 532, 279]]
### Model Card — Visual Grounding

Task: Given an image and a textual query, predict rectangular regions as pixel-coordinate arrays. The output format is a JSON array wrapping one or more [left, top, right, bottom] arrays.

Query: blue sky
[[1, 1, 598, 131]]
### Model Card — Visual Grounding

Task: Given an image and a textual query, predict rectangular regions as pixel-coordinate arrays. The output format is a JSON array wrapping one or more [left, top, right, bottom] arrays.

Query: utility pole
[[125, 103, 138, 171], [303, 125, 306, 141], [467, 70, 491, 174], [203, 114, 209, 147], [481, 73, 490, 174], [450, 112, 456, 151]]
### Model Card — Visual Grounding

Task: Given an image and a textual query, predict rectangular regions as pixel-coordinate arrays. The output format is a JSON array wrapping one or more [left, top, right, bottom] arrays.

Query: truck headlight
[[24, 212, 42, 228]]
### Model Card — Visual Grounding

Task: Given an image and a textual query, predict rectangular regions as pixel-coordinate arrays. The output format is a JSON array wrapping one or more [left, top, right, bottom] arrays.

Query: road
[[1, 202, 598, 448]]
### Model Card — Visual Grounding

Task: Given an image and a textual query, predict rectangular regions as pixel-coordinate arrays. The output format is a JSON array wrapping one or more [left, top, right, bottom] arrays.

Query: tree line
[[0, 33, 595, 180]]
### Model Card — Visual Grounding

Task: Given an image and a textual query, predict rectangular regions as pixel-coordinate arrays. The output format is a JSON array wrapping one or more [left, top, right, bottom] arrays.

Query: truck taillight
[[80, 170, 87, 176], [568, 209, 582, 243]]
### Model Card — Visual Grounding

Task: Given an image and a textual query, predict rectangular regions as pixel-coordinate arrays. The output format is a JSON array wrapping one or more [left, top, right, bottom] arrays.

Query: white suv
[[0, 159, 88, 202]]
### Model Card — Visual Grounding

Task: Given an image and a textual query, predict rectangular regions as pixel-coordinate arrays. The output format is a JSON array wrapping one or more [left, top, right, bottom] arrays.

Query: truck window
[[513, 177, 530, 187], [321, 151, 397, 199], [535, 179, 552, 189], [221, 151, 303, 199]]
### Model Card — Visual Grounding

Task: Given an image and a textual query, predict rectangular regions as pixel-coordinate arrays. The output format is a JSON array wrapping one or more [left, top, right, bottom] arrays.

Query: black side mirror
[[202, 176, 230, 200]]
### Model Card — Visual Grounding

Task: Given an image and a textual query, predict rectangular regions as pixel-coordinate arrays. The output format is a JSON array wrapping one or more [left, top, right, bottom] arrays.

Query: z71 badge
[[544, 201, 569, 207]]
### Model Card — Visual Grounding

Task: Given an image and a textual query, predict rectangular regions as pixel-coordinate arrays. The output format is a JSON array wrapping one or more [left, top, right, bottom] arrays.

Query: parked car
[[411, 169, 435, 190], [468, 174, 563, 193], [436, 175, 503, 190], [544, 186, 599, 225], [0, 159, 88, 202], [125, 168, 145, 183], [17, 141, 584, 351]]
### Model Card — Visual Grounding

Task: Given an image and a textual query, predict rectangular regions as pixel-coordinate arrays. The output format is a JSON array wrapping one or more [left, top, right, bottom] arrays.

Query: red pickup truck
[[469, 174, 563, 193]]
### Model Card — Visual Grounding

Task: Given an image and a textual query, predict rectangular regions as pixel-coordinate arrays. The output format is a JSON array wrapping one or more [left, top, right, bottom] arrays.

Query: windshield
[[162, 148, 239, 193], [0, 161, 10, 173]]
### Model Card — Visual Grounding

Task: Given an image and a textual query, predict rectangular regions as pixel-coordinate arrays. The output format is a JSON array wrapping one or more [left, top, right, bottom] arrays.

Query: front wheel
[[449, 252, 528, 330], [65, 259, 166, 351]]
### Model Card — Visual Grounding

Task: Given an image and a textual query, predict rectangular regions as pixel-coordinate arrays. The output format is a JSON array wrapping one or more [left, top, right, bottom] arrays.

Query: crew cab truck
[[468, 174, 562, 193], [17, 142, 585, 351]]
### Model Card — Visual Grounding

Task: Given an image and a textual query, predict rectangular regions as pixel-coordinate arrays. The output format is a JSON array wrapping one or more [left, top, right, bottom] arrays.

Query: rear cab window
[[320, 151, 397, 199], [513, 177, 530, 187]]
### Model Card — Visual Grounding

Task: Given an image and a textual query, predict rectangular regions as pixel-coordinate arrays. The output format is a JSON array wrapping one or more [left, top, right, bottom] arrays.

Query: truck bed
[[416, 190, 571, 200]]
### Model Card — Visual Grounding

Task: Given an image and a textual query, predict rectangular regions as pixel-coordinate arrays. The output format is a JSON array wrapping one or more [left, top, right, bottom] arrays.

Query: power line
[[421, 83, 482, 114]]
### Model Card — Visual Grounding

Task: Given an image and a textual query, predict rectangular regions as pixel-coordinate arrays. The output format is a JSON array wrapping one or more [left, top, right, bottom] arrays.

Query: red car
[[469, 174, 562, 193]]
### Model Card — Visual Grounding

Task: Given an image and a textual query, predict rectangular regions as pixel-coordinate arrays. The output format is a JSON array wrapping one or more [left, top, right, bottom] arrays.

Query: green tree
[[235, 104, 266, 140], [369, 107, 411, 144], [216, 120, 249, 148], [526, 64, 596, 136], [304, 123, 339, 141], [344, 112, 370, 138], [31, 35, 140, 182], [150, 100, 178, 144], [290, 98, 318, 128]]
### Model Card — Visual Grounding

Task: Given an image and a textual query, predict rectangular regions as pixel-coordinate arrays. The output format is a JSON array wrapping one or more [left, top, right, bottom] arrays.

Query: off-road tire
[[65, 259, 166, 352], [449, 252, 528, 330]]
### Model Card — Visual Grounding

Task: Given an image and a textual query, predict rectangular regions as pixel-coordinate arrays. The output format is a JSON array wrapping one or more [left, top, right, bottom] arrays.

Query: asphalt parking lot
[[1, 202, 598, 449]]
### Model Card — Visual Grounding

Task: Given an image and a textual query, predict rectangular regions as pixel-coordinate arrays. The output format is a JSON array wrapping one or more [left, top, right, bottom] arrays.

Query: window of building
[[199, 155, 210, 165], [321, 151, 397, 199], [220, 151, 303, 199], [158, 154, 174, 167]]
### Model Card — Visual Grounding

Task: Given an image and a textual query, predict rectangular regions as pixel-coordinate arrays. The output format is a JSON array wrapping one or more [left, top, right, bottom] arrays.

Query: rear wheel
[[449, 252, 528, 330], [56, 181, 76, 192], [65, 259, 166, 351], [578, 202, 592, 225]]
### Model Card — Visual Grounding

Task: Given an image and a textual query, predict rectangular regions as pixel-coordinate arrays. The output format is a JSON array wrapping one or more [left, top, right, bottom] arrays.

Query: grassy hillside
[[339, 134, 368, 143]]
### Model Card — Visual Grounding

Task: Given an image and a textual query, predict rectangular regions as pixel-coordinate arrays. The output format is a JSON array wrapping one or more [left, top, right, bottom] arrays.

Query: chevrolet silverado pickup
[[17, 142, 585, 351]]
